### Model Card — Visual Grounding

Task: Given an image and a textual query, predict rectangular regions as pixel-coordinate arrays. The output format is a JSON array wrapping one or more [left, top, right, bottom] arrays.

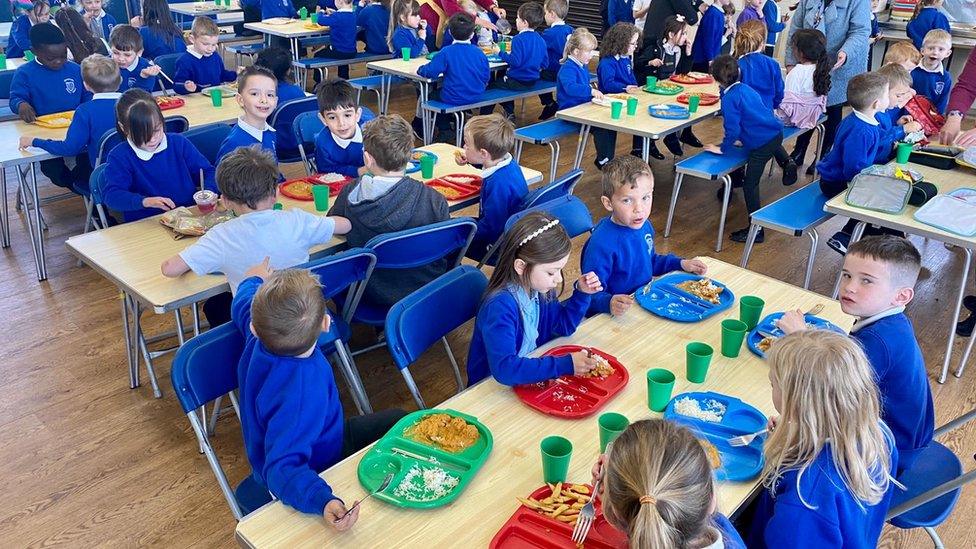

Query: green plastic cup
[[540, 435, 572, 483], [210, 87, 222, 106], [610, 100, 623, 119], [739, 296, 765, 331], [626, 96, 638, 116], [721, 319, 748, 358], [896, 142, 913, 164], [598, 412, 629, 452], [688, 94, 701, 113], [401, 47, 411, 61], [24, 50, 34, 62], [645, 76, 657, 90], [419, 154, 435, 178], [299, 6, 308, 19], [214, 0, 220, 6], [312, 184, 330, 212], [647, 368, 676, 412], [0, 54, 7, 70], [499, 40, 507, 53], [686, 342, 713, 383]]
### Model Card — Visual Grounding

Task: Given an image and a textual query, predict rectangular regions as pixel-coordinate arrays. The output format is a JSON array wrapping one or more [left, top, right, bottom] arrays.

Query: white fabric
[[853, 110, 880, 126], [187, 48, 205, 59], [916, 60, 945, 75], [332, 124, 363, 149], [784, 63, 816, 95], [128, 133, 168, 160], [92, 92, 122, 100], [851, 306, 905, 332], [236, 117, 275, 142], [633, 0, 651, 30], [124, 56, 140, 73], [481, 153, 513, 178]]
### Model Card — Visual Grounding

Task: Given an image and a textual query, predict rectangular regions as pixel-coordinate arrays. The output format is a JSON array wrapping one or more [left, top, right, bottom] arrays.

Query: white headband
[[518, 219, 560, 247]]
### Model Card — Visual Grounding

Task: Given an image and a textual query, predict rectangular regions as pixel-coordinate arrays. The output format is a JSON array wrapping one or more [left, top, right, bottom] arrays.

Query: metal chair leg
[[572, 125, 590, 169], [514, 141, 524, 163], [208, 395, 223, 436], [549, 142, 560, 183], [716, 175, 732, 253], [664, 173, 684, 237], [174, 309, 186, 346], [832, 222, 866, 299], [334, 341, 373, 415], [803, 230, 819, 289], [740, 224, 760, 268], [400, 367, 427, 409], [441, 337, 465, 393], [923, 527, 945, 549]]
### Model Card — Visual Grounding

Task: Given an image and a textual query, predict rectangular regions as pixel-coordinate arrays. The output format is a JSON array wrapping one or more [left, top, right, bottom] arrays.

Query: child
[[868, 0, 884, 69], [18, 54, 120, 194], [136, 0, 188, 59], [911, 29, 953, 115], [607, 0, 635, 26], [229, 260, 405, 518], [776, 29, 830, 132], [216, 66, 280, 164], [690, 0, 726, 73], [746, 330, 898, 547], [558, 28, 608, 166], [388, 0, 428, 59], [103, 89, 217, 222], [761, 0, 788, 57], [314, 0, 357, 80], [593, 23, 644, 159], [581, 156, 707, 316], [58, 6, 112, 63], [327, 114, 450, 309], [485, 2, 547, 119], [357, 0, 392, 54], [735, 0, 762, 27], [261, 0, 297, 19], [109, 24, 161, 92], [81, 0, 116, 41], [593, 419, 746, 548], [173, 17, 236, 95], [538, 0, 572, 120], [703, 55, 786, 243], [906, 0, 950, 50], [160, 146, 352, 325], [466, 212, 605, 386], [874, 63, 922, 163], [6, 0, 50, 59], [255, 47, 307, 155], [314, 78, 377, 177], [455, 114, 528, 259], [883, 40, 922, 72]]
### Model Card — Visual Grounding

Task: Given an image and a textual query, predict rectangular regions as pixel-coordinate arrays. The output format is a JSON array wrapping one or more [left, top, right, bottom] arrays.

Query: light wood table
[[170, 0, 243, 23], [244, 19, 330, 60], [825, 161, 976, 384], [556, 81, 722, 168], [234, 257, 853, 548]]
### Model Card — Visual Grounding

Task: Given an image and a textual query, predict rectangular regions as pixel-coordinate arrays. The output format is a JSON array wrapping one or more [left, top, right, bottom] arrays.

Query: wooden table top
[[234, 257, 853, 548], [170, 0, 243, 16], [366, 56, 507, 83], [824, 161, 976, 249], [244, 19, 330, 38], [556, 81, 722, 139]]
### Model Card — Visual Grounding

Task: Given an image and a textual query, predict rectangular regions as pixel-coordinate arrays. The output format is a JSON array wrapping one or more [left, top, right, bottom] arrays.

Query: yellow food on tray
[[580, 354, 614, 378], [405, 413, 480, 453], [700, 439, 722, 469], [516, 483, 592, 526], [606, 93, 630, 101], [757, 336, 776, 352], [434, 186, 463, 200], [676, 278, 723, 304], [33, 111, 74, 129], [656, 82, 682, 91]]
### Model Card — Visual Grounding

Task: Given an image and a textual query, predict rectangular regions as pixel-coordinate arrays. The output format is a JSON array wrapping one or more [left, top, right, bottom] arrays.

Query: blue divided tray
[[664, 391, 767, 481], [406, 150, 438, 174], [746, 312, 846, 358], [634, 273, 734, 322], [648, 104, 689, 120], [486, 54, 502, 63]]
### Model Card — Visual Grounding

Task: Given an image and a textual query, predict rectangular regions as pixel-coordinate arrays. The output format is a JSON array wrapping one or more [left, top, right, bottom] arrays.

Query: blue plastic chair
[[171, 322, 246, 520], [94, 115, 190, 166], [293, 110, 325, 176], [182, 122, 234, 166], [153, 53, 183, 91], [269, 95, 319, 164], [86, 163, 111, 232], [0, 70, 16, 120], [385, 265, 488, 408]]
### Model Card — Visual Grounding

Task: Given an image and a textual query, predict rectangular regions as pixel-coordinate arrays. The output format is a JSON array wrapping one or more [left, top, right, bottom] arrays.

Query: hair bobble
[[518, 219, 560, 248], [675, 14, 685, 22], [639, 495, 657, 505]]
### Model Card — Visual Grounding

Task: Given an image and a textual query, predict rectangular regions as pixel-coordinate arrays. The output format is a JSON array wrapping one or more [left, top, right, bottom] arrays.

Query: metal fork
[[805, 303, 825, 316], [572, 479, 599, 545], [728, 428, 768, 447], [334, 472, 393, 523]]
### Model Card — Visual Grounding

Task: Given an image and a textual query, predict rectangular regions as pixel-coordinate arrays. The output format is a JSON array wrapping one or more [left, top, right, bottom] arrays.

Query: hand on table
[[609, 294, 634, 316], [571, 351, 598, 376], [325, 498, 360, 531], [184, 80, 198, 92], [590, 89, 604, 100], [142, 196, 176, 211], [18, 136, 34, 149], [704, 144, 722, 154], [681, 258, 707, 275], [940, 116, 964, 145], [243, 256, 273, 281], [625, 85, 640, 94], [18, 103, 36, 123], [774, 309, 807, 334], [576, 272, 604, 294]]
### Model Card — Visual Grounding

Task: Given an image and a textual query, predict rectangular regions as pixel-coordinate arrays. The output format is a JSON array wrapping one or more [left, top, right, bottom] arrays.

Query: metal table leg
[[121, 292, 137, 389], [572, 125, 591, 169], [0, 165, 9, 248], [941, 248, 973, 382], [27, 163, 47, 280], [420, 82, 431, 145]]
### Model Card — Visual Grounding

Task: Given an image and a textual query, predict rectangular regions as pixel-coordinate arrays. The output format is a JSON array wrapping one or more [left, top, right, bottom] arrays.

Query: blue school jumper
[[906, 7, 950, 49], [747, 431, 898, 548], [912, 64, 953, 114], [356, 4, 392, 54], [581, 217, 683, 316], [316, 9, 357, 53], [874, 108, 906, 163], [691, 5, 725, 65], [272, 82, 308, 153], [261, 0, 297, 19], [313, 106, 376, 177], [597, 56, 637, 93], [173, 50, 238, 95], [216, 119, 279, 165], [466, 288, 592, 386], [470, 157, 529, 256], [9, 60, 90, 116], [6, 15, 31, 59], [715, 513, 746, 548], [93, 12, 118, 40], [232, 276, 344, 515], [139, 27, 188, 60], [541, 23, 573, 75], [556, 58, 592, 109], [501, 30, 546, 83], [738, 51, 784, 110], [31, 92, 120, 167], [816, 111, 881, 184], [391, 25, 427, 58], [607, 0, 635, 25], [416, 42, 489, 105], [762, 0, 786, 49], [717, 82, 783, 153], [871, 12, 880, 40], [119, 57, 159, 93], [103, 133, 217, 222], [852, 310, 934, 474], [442, 28, 476, 47]]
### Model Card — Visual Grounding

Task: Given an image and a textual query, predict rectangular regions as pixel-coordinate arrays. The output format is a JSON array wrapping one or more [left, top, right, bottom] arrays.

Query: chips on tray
[[700, 439, 722, 469], [516, 482, 592, 525], [404, 413, 480, 453], [676, 278, 724, 304], [580, 354, 615, 379], [757, 336, 775, 352]]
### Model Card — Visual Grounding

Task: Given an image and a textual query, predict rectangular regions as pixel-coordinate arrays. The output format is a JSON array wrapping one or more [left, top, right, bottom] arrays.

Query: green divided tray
[[358, 408, 493, 509], [642, 83, 685, 95]]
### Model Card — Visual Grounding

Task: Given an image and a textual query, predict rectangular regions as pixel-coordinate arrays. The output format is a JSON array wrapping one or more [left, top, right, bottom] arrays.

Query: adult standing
[[785, 0, 871, 170], [940, 47, 976, 146], [640, 0, 699, 75]]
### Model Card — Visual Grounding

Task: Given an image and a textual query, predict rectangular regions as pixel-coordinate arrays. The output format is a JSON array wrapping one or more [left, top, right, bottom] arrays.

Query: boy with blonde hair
[[875, 63, 922, 162], [911, 29, 953, 114], [883, 41, 922, 71], [538, 0, 572, 119], [173, 16, 236, 94]]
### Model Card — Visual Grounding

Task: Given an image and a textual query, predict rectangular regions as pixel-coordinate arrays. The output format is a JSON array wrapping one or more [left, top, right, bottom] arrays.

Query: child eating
[[173, 17, 237, 95]]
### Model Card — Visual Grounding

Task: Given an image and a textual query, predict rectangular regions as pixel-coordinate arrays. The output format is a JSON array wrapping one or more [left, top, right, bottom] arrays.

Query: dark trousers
[[791, 103, 843, 164], [203, 291, 233, 328], [731, 132, 784, 214], [539, 69, 557, 106], [764, 44, 775, 57], [481, 76, 535, 116], [592, 130, 643, 166], [40, 154, 92, 193], [314, 46, 356, 79]]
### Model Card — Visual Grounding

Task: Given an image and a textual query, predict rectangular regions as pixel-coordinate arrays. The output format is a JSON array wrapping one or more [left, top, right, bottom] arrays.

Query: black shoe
[[805, 163, 816, 176], [539, 103, 558, 120], [680, 129, 703, 148], [642, 144, 665, 160], [957, 313, 976, 337], [663, 134, 683, 157], [782, 161, 798, 186], [790, 150, 805, 166], [730, 227, 763, 243], [965, 295, 976, 311], [594, 157, 610, 171], [827, 231, 851, 255]]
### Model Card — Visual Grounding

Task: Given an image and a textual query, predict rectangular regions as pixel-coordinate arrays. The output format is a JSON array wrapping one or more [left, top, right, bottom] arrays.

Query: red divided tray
[[278, 174, 355, 201], [490, 484, 627, 549], [676, 92, 719, 106], [310, 173, 356, 196], [155, 96, 185, 111], [670, 72, 714, 85], [427, 173, 482, 201], [513, 346, 629, 419]]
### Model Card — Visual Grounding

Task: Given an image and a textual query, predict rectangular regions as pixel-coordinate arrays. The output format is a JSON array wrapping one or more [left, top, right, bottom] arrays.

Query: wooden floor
[[1, 74, 974, 548]]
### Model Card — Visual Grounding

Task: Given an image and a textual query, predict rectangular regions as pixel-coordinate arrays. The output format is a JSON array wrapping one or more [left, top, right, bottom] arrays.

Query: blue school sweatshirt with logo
[[9, 60, 90, 116], [417, 42, 490, 105], [316, 9, 357, 53], [906, 7, 950, 49], [597, 56, 637, 93], [541, 23, 573, 75], [262, 0, 297, 19], [581, 217, 683, 315], [6, 15, 32, 58], [816, 112, 880, 185], [501, 30, 546, 83], [718, 82, 783, 152], [911, 65, 953, 115], [557, 58, 592, 109], [119, 57, 159, 93], [692, 5, 725, 65], [738, 51, 784, 110], [356, 3, 391, 54], [139, 27, 188, 60], [32, 92, 120, 166], [313, 106, 376, 177], [470, 157, 529, 256], [232, 276, 345, 515], [874, 107, 906, 163], [391, 25, 427, 58], [174, 51, 237, 95], [216, 121, 279, 165]]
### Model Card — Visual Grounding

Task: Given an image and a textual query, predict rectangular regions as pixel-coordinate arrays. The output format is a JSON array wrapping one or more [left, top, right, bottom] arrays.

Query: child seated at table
[[216, 66, 280, 164], [173, 17, 237, 95], [109, 24, 161, 93], [260, 0, 297, 19], [357, 0, 392, 54], [327, 114, 449, 308], [255, 47, 307, 156], [466, 212, 605, 386], [6, 0, 51, 59], [81, 0, 117, 42], [594, 23, 644, 160], [388, 0, 428, 59], [747, 330, 898, 547], [875, 63, 923, 163], [136, 0, 188, 59], [883, 40, 922, 72], [592, 419, 746, 548], [230, 259, 405, 518], [455, 113, 528, 260], [18, 54, 120, 195], [557, 28, 608, 167], [103, 89, 217, 222], [906, 0, 950, 50], [314, 0, 358, 80], [911, 29, 953, 115], [776, 29, 830, 134], [581, 156, 706, 316], [777, 236, 933, 475], [481, 1, 546, 119], [538, 0, 572, 120], [314, 78, 376, 177], [161, 145, 351, 326]]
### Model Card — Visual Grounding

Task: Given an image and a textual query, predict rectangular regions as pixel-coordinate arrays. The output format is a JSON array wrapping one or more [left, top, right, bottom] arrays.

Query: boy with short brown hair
[[173, 16, 236, 94], [874, 63, 923, 162], [109, 24, 160, 92]]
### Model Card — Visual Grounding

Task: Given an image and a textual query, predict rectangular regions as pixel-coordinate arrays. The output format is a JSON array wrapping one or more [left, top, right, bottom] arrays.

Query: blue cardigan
[[906, 7, 950, 49], [718, 82, 783, 152], [467, 289, 591, 386], [356, 4, 392, 54], [233, 276, 345, 516], [216, 122, 279, 165], [261, 0, 297, 19], [541, 23, 573, 74], [9, 60, 91, 116], [119, 57, 159, 93], [738, 51, 784, 109], [597, 56, 637, 93], [139, 27, 187, 60], [691, 5, 725, 64], [174, 51, 237, 95], [607, 0, 635, 26], [762, 0, 786, 47], [313, 106, 376, 177], [391, 25, 426, 58], [556, 59, 592, 109], [416, 42, 489, 105], [816, 112, 880, 185], [32, 93, 119, 166], [500, 30, 547, 83]]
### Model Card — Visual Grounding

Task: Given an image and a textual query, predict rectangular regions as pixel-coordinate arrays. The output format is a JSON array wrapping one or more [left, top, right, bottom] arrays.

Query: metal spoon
[[334, 472, 393, 523]]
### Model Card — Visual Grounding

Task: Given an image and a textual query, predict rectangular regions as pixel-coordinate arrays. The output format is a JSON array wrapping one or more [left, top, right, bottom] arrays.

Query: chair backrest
[[385, 265, 487, 371], [504, 195, 594, 239], [305, 247, 377, 323], [269, 95, 319, 160], [0, 70, 14, 100], [153, 53, 183, 90], [365, 217, 478, 271], [293, 110, 325, 175], [165, 114, 190, 134], [182, 122, 234, 166], [89, 163, 110, 207], [520, 168, 583, 210], [96, 115, 191, 166]]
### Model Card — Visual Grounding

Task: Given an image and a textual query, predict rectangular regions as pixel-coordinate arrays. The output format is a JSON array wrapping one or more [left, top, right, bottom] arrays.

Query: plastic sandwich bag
[[845, 172, 912, 215], [913, 193, 976, 237]]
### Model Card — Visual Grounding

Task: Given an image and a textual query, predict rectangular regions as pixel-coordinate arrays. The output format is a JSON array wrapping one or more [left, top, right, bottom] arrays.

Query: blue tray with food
[[747, 312, 846, 358], [634, 273, 735, 322]]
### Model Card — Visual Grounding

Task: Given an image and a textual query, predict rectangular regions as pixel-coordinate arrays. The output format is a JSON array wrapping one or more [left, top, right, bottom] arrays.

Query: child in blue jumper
[[760, 0, 787, 56], [357, 0, 391, 54], [314, 78, 376, 177], [607, 0, 634, 26], [109, 25, 161, 93], [874, 63, 922, 163], [907, 0, 950, 50], [703, 55, 785, 244], [746, 330, 898, 548], [229, 260, 405, 518], [173, 17, 237, 95], [911, 29, 953, 115], [216, 66, 280, 164], [482, 2, 547, 119], [456, 114, 529, 260], [255, 47, 307, 156], [778, 236, 933, 476], [388, 0, 428, 59], [595, 23, 645, 161], [467, 212, 606, 386], [690, 0, 725, 73], [103, 89, 217, 222], [538, 0, 572, 120], [581, 156, 706, 317], [6, 0, 50, 59], [80, 0, 116, 41], [558, 28, 610, 167], [314, 0, 358, 80], [261, 0, 297, 19], [136, 0, 188, 59]]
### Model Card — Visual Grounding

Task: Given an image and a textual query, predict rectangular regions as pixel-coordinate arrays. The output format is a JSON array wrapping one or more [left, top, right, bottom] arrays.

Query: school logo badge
[[128, 77, 137, 88], [644, 233, 654, 256], [935, 82, 945, 95], [64, 78, 76, 94]]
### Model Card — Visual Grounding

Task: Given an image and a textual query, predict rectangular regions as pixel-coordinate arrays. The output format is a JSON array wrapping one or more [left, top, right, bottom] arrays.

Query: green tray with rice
[[358, 408, 493, 509]]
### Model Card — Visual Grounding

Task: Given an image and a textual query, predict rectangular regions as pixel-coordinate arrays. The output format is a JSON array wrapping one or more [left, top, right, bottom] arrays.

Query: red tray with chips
[[670, 72, 714, 85], [489, 484, 627, 549], [155, 96, 185, 111], [677, 92, 720, 106], [310, 173, 356, 196], [512, 346, 629, 419], [427, 173, 482, 201], [279, 175, 355, 201]]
